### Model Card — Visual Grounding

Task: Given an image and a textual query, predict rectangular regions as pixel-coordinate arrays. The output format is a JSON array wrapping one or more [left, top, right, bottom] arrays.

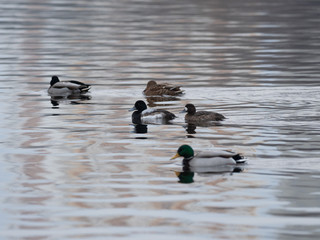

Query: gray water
[[1, 0, 320, 239]]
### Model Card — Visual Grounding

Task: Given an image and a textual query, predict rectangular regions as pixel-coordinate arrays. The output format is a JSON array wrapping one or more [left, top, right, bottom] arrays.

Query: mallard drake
[[48, 76, 91, 95], [171, 145, 245, 167], [130, 100, 176, 124], [143, 80, 184, 96], [182, 104, 225, 123]]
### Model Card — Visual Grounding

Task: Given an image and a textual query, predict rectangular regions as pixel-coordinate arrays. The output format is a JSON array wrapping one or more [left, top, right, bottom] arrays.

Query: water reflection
[[50, 94, 91, 107], [183, 165, 245, 174], [271, 170, 320, 239], [175, 165, 244, 184], [184, 122, 224, 135], [145, 96, 180, 107], [175, 171, 194, 184], [132, 123, 148, 134], [185, 123, 197, 134]]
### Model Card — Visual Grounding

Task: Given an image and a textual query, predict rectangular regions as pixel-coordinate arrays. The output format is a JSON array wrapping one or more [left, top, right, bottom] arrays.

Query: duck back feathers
[[185, 155, 236, 167], [196, 150, 245, 163], [48, 76, 91, 95], [143, 80, 184, 96], [184, 104, 225, 123]]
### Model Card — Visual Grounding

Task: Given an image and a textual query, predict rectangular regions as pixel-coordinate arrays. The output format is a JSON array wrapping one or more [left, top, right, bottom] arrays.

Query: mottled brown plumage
[[183, 104, 225, 123], [143, 80, 184, 96]]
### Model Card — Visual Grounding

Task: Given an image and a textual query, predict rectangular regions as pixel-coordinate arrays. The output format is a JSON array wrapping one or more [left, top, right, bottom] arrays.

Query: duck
[[130, 100, 176, 124], [182, 103, 225, 123], [143, 80, 184, 96], [171, 145, 245, 167], [48, 76, 91, 95]]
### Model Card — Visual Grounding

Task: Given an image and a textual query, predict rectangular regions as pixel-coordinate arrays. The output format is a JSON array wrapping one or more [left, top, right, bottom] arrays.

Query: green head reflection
[[175, 171, 194, 184]]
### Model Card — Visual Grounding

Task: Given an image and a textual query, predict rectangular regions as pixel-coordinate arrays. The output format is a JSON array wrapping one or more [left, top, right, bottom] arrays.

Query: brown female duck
[[143, 80, 184, 96]]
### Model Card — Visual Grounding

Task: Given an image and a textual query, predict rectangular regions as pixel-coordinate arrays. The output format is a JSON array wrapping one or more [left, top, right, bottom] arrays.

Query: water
[[1, 0, 320, 239]]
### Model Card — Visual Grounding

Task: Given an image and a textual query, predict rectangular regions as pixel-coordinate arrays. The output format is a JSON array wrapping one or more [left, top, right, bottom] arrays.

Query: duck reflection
[[183, 122, 224, 136], [184, 120, 223, 129], [50, 94, 91, 107], [182, 165, 244, 174], [185, 123, 197, 134], [133, 123, 148, 134], [175, 171, 194, 184], [145, 96, 180, 108], [175, 165, 244, 184]]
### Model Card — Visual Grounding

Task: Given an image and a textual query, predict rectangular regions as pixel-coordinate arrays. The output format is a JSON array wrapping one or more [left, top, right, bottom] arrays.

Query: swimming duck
[[130, 100, 176, 124], [182, 103, 225, 123], [48, 76, 91, 95], [171, 145, 245, 167], [143, 80, 184, 96]]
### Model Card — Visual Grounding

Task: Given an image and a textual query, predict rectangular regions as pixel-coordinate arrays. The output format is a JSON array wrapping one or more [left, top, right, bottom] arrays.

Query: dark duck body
[[143, 80, 184, 96], [130, 100, 176, 124], [183, 103, 225, 123]]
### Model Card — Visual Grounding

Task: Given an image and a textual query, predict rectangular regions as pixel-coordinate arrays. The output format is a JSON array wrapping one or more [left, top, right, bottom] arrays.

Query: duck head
[[50, 76, 60, 86], [129, 100, 148, 113], [171, 144, 194, 159], [182, 104, 196, 115], [146, 80, 157, 88]]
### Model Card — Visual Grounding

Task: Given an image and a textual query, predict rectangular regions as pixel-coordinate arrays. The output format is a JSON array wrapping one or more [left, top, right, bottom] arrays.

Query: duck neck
[[183, 156, 193, 166]]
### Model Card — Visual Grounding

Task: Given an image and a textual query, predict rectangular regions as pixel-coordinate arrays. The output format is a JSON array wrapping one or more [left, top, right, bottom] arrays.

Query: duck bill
[[179, 109, 186, 113], [170, 153, 181, 160], [129, 106, 136, 112]]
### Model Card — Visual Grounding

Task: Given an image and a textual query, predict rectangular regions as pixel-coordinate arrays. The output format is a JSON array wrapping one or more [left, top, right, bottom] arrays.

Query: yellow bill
[[170, 153, 181, 160]]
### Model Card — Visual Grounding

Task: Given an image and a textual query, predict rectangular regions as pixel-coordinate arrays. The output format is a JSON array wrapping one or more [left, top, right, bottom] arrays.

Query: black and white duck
[[48, 76, 91, 95], [130, 100, 176, 124]]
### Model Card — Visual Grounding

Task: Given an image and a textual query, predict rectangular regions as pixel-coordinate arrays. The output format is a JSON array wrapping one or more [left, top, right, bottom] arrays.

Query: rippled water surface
[[1, 0, 320, 239]]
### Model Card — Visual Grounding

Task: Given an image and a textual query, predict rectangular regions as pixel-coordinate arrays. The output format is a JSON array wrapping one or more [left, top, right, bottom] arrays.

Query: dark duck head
[[131, 100, 148, 113], [184, 104, 196, 115], [50, 76, 60, 86]]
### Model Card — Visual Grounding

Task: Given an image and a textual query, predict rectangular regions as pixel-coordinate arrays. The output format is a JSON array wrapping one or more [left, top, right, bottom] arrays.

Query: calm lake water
[[1, 0, 320, 239]]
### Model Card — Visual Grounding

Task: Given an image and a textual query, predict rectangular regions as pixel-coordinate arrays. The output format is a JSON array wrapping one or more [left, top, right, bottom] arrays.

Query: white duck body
[[48, 82, 82, 95], [140, 108, 173, 124], [48, 76, 91, 96], [188, 150, 239, 167]]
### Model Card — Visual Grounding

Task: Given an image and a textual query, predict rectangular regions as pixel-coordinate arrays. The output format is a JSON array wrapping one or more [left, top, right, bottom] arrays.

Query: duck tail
[[164, 111, 176, 121], [233, 154, 245, 163], [79, 85, 91, 92]]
